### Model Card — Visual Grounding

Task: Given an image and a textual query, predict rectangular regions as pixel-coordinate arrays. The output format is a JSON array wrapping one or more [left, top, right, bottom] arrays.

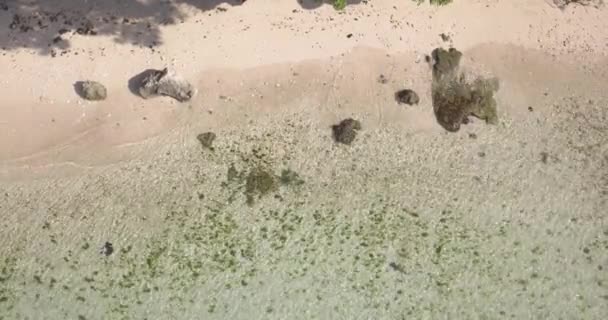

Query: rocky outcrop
[[138, 68, 194, 102], [431, 47, 499, 132]]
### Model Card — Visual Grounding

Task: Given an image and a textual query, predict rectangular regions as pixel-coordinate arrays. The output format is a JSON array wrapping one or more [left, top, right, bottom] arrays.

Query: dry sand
[[1, 0, 607, 319]]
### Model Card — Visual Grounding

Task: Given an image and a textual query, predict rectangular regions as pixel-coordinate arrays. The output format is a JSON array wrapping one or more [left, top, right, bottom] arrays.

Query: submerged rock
[[431, 47, 499, 132], [395, 89, 420, 105], [197, 132, 216, 150], [138, 68, 194, 102], [332, 118, 362, 145], [432, 47, 462, 81], [80, 81, 107, 101]]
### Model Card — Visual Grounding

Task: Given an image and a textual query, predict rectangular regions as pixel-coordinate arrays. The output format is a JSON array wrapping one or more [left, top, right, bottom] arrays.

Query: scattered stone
[[101, 242, 114, 256], [528, 106, 534, 112], [332, 118, 362, 145], [79, 81, 107, 101], [346, 33, 353, 38], [197, 132, 216, 150], [431, 47, 499, 132], [138, 68, 195, 102], [395, 89, 420, 105], [378, 74, 388, 84]]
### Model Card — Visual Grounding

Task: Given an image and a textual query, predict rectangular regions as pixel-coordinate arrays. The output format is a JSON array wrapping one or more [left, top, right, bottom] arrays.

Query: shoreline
[[2, 42, 607, 181]]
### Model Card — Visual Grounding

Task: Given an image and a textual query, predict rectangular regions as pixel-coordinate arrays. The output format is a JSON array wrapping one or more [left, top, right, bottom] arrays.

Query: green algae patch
[[279, 169, 305, 186], [245, 167, 278, 206], [431, 47, 500, 132], [221, 147, 304, 206], [0, 257, 17, 309]]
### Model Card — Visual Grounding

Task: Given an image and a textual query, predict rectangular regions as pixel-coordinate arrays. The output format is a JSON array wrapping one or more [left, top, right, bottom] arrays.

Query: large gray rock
[[81, 81, 107, 101], [138, 68, 194, 102]]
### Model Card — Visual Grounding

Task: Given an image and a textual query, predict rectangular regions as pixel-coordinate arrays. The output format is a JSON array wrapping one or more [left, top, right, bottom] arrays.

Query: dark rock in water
[[431, 47, 499, 132], [79, 81, 107, 101], [138, 68, 194, 102], [101, 242, 114, 256], [432, 76, 499, 132], [395, 89, 420, 105], [197, 132, 216, 149], [332, 118, 362, 145], [431, 47, 462, 81]]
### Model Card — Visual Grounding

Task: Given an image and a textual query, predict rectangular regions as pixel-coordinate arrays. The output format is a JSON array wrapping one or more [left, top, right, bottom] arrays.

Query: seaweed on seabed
[[245, 167, 277, 206]]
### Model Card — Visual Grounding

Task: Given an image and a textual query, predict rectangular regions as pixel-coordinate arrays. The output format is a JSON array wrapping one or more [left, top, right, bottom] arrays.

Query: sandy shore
[[1, 1, 607, 319]]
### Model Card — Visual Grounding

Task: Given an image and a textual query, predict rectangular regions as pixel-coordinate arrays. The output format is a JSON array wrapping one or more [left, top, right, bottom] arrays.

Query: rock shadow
[[73, 81, 86, 99], [0, 0, 247, 55]]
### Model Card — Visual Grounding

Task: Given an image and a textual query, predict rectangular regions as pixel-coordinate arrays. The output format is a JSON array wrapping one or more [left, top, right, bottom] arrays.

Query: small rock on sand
[[332, 118, 362, 145], [138, 68, 194, 102], [80, 81, 107, 101], [431, 47, 499, 132], [197, 132, 216, 150], [395, 89, 420, 105]]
